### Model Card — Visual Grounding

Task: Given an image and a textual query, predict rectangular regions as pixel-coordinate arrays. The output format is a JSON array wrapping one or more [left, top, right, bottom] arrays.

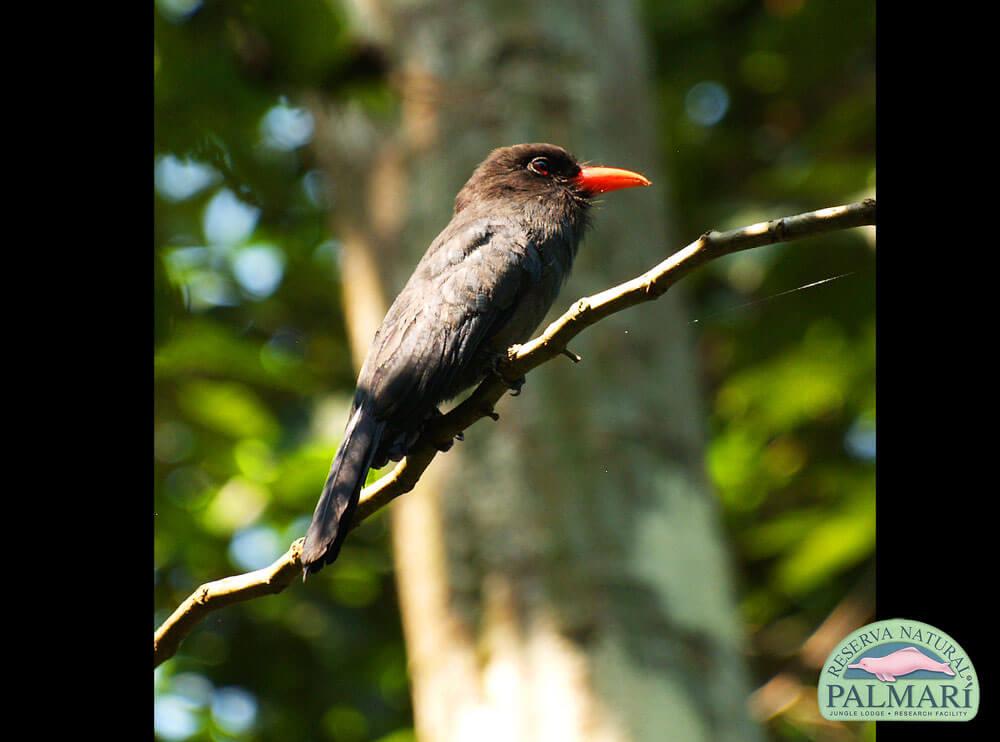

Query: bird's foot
[[428, 408, 464, 452], [489, 356, 526, 396], [380, 427, 421, 465], [506, 376, 525, 396], [432, 431, 465, 453]]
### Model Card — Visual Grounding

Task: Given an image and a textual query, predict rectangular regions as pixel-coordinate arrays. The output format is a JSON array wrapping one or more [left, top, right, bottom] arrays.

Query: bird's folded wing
[[360, 218, 540, 423]]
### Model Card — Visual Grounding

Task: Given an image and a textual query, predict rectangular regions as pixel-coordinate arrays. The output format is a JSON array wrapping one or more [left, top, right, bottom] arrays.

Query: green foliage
[[155, 3, 410, 741], [642, 1, 875, 738], [155, 1, 873, 740]]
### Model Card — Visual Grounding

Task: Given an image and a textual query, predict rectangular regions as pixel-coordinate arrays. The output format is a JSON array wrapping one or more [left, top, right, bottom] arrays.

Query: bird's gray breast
[[483, 239, 567, 351]]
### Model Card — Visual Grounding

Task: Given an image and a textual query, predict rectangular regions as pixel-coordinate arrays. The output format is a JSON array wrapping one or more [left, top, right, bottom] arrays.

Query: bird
[[302, 143, 651, 577]]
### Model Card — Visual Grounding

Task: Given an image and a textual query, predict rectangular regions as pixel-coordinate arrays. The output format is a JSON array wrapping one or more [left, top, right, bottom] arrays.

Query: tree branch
[[154, 539, 305, 667], [154, 198, 876, 668]]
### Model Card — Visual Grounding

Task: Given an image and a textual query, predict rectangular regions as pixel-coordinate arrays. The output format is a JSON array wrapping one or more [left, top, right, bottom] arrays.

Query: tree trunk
[[314, 1, 761, 739]]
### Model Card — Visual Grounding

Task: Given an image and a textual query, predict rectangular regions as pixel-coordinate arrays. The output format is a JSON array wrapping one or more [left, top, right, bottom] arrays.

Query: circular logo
[[818, 618, 978, 721]]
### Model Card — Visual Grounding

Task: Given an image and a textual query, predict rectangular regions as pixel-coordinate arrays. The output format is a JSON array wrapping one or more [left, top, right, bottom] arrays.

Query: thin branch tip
[[561, 348, 582, 363]]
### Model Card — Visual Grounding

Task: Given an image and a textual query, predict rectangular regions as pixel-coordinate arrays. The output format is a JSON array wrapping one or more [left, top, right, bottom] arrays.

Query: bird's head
[[454, 143, 651, 216]]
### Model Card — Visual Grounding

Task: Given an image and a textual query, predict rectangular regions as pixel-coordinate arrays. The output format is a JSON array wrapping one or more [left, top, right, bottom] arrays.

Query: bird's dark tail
[[302, 404, 385, 578]]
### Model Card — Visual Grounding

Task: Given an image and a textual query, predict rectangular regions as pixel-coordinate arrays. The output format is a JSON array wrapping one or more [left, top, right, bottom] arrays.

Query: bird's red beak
[[573, 166, 652, 195]]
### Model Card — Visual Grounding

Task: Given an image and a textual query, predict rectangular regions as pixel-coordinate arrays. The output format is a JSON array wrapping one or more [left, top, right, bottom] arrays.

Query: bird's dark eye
[[528, 157, 551, 176]]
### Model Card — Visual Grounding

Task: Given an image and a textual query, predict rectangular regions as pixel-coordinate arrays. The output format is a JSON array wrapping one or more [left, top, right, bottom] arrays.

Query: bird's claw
[[429, 407, 465, 451], [506, 376, 525, 396], [433, 438, 455, 453], [489, 356, 526, 396], [432, 431, 464, 452]]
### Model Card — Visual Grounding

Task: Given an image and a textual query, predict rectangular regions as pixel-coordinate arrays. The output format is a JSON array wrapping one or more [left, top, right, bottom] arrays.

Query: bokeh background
[[154, 1, 875, 740]]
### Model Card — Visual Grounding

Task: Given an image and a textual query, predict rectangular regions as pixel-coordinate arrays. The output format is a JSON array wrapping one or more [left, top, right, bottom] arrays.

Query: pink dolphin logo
[[848, 646, 955, 682]]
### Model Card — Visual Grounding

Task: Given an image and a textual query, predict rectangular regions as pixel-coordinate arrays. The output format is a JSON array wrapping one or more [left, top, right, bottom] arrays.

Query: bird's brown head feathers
[[454, 143, 650, 216]]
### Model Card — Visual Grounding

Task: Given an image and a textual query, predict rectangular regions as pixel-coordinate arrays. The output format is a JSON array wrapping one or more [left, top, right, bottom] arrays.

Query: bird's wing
[[359, 217, 542, 424]]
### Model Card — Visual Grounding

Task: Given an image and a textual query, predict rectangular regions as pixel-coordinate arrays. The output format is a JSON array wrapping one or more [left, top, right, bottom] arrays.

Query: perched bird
[[302, 143, 651, 576]]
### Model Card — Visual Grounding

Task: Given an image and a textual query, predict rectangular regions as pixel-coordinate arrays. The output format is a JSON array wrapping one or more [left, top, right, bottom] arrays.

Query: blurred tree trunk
[[312, 1, 761, 739]]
